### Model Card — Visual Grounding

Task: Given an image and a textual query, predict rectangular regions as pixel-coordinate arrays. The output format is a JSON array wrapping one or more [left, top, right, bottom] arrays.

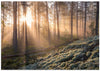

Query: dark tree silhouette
[[13, 2, 18, 52], [95, 2, 99, 35], [84, 2, 87, 38], [71, 2, 73, 39], [17, 2, 20, 39], [56, 2, 60, 39], [76, 2, 78, 38]]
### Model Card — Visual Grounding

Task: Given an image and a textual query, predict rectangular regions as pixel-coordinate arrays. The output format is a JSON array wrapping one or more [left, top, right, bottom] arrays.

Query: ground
[[21, 35, 99, 70]]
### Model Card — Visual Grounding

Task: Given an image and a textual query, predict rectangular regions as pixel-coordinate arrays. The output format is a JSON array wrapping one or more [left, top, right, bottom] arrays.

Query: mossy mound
[[22, 36, 99, 70]]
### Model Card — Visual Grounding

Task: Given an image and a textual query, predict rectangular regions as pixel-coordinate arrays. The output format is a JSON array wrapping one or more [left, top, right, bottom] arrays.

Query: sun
[[20, 7, 32, 27]]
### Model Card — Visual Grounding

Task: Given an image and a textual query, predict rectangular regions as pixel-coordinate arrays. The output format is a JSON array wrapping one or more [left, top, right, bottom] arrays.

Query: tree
[[13, 2, 18, 51], [37, 2, 40, 42], [76, 2, 78, 38], [84, 2, 87, 38], [56, 2, 60, 39], [71, 2, 73, 39], [95, 2, 99, 35], [46, 2, 51, 45], [34, 2, 37, 37], [54, 3, 56, 41], [1, 2, 5, 45], [17, 2, 20, 39]]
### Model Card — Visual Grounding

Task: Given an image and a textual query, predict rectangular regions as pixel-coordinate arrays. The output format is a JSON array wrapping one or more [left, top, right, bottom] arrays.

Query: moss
[[72, 53, 86, 62], [69, 63, 79, 69], [91, 49, 99, 59], [57, 53, 74, 62], [86, 51, 91, 58], [60, 62, 66, 67]]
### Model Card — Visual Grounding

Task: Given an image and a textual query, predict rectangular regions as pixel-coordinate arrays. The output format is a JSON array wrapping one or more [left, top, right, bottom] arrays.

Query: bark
[[95, 2, 99, 35], [76, 2, 78, 38], [46, 2, 50, 45], [71, 2, 73, 39], [84, 2, 87, 38], [54, 4, 56, 41], [18, 2, 20, 39], [37, 2, 40, 41], [34, 2, 37, 37], [56, 2, 60, 39], [13, 2, 18, 52]]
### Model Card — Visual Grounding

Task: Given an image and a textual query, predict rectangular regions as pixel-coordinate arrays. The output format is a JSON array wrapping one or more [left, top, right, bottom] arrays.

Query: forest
[[1, 1, 99, 70]]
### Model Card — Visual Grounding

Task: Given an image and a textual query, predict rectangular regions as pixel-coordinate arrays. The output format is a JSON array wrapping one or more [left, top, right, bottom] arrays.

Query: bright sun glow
[[20, 7, 32, 27]]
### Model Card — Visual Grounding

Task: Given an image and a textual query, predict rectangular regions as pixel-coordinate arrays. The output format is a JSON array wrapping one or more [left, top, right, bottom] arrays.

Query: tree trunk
[[76, 2, 78, 38], [95, 2, 99, 35], [13, 2, 17, 52], [2, 2, 5, 47], [37, 2, 40, 42], [84, 2, 87, 38], [54, 4, 56, 41], [71, 2, 73, 39], [17, 2, 20, 39], [34, 2, 37, 37], [56, 2, 60, 39], [46, 2, 50, 45], [82, 2, 84, 36]]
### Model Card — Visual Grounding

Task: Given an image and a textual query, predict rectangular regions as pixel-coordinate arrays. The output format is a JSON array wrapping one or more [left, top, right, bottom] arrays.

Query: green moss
[[57, 53, 74, 62], [91, 49, 99, 59]]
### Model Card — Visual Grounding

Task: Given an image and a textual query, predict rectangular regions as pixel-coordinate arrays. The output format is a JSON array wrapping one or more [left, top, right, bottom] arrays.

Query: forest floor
[[21, 35, 99, 70]]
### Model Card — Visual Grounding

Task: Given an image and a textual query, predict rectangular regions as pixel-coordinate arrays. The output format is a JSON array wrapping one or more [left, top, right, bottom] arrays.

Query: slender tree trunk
[[71, 2, 73, 39], [34, 2, 37, 37], [37, 2, 40, 42], [54, 4, 56, 41], [56, 2, 60, 39], [18, 2, 20, 39], [84, 2, 87, 38], [2, 3, 5, 47], [76, 2, 78, 38], [46, 2, 50, 45], [82, 2, 84, 36], [95, 2, 99, 35], [13, 2, 17, 52]]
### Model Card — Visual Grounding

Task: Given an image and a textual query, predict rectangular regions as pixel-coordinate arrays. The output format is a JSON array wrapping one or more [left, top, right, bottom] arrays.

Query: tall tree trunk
[[76, 2, 78, 38], [54, 4, 56, 41], [56, 2, 60, 39], [17, 2, 20, 39], [95, 2, 99, 35], [84, 2, 87, 38], [37, 2, 40, 42], [13, 2, 17, 52], [2, 2, 5, 47], [71, 2, 73, 39], [82, 2, 84, 36], [34, 2, 37, 37], [46, 2, 50, 45]]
